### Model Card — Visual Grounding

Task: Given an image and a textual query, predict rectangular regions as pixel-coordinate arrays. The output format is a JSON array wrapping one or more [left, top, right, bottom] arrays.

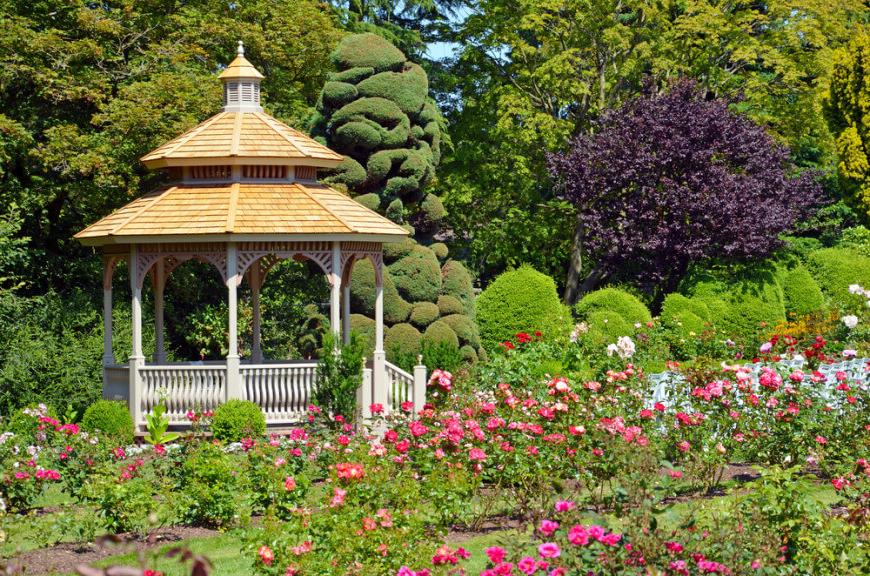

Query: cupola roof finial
[[237, 40, 245, 57]]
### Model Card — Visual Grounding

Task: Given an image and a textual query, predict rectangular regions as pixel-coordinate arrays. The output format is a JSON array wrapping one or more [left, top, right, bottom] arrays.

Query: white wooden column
[[226, 243, 242, 399], [128, 245, 144, 427], [372, 258, 387, 410], [102, 258, 114, 368], [250, 262, 262, 363], [342, 283, 351, 345], [154, 258, 166, 364], [330, 242, 341, 340]]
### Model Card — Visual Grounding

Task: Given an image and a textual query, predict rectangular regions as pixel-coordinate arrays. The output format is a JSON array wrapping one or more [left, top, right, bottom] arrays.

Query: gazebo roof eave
[[140, 156, 344, 169], [76, 231, 408, 248]]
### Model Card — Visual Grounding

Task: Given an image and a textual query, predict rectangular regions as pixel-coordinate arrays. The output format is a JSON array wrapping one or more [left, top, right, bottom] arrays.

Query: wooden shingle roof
[[75, 182, 408, 245], [140, 112, 343, 169]]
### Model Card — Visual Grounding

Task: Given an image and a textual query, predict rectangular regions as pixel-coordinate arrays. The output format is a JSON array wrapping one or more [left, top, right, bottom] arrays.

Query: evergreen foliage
[[211, 400, 267, 443], [82, 400, 134, 445], [806, 248, 870, 308], [575, 288, 652, 326], [476, 266, 566, 350], [782, 267, 827, 317]]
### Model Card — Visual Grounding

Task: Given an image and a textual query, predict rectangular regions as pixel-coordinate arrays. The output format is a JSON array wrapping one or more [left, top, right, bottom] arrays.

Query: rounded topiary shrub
[[437, 295, 464, 316], [383, 238, 415, 262], [575, 287, 652, 325], [422, 319, 460, 349], [440, 260, 475, 316], [388, 246, 442, 303], [82, 400, 134, 445], [459, 345, 478, 363], [806, 247, 870, 307], [409, 301, 440, 328], [331, 33, 406, 73], [782, 266, 826, 317], [476, 265, 565, 350], [430, 242, 449, 261], [350, 313, 376, 356], [211, 400, 266, 443], [354, 192, 381, 212], [441, 313, 481, 348], [385, 323, 422, 360], [583, 310, 634, 350], [660, 293, 711, 336]]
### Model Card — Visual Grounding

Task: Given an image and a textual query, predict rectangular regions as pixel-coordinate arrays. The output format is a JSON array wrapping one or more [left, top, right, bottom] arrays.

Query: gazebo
[[75, 43, 427, 429]]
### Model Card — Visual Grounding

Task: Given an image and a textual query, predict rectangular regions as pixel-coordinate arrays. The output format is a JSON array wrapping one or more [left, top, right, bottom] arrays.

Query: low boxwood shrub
[[81, 400, 134, 445], [583, 310, 634, 349], [476, 265, 566, 350], [660, 293, 711, 336], [575, 287, 652, 325], [409, 302, 439, 328], [422, 319, 459, 349], [782, 266, 826, 317], [385, 322, 422, 361], [211, 399, 266, 442], [806, 247, 870, 308]]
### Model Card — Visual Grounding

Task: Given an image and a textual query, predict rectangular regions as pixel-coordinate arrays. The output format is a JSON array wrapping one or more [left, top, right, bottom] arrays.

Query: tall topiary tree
[[313, 33, 480, 362], [826, 28, 870, 218]]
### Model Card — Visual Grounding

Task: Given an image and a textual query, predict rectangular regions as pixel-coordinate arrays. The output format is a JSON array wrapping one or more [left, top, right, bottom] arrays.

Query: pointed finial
[[237, 40, 245, 57]]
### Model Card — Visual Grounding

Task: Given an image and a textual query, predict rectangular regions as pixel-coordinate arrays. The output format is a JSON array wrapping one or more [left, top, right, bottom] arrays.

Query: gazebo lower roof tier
[[140, 111, 343, 169], [74, 182, 408, 246]]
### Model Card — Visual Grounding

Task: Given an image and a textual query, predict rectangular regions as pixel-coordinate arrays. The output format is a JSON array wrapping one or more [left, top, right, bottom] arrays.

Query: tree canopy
[[548, 82, 824, 296]]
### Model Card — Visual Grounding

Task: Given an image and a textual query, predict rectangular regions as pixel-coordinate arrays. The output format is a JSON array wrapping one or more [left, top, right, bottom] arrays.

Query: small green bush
[[437, 295, 464, 316], [440, 260, 475, 316], [575, 287, 652, 325], [422, 319, 460, 349], [806, 247, 870, 308], [315, 332, 365, 422], [388, 246, 442, 303], [409, 302, 440, 328], [420, 194, 446, 227], [211, 400, 265, 442], [357, 68, 427, 114], [385, 323, 422, 360], [476, 265, 565, 350], [782, 266, 826, 317], [82, 400, 134, 445], [178, 443, 240, 528]]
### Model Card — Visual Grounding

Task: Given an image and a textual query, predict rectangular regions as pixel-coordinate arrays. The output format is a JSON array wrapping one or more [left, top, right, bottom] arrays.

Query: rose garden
[[2, 2, 870, 575]]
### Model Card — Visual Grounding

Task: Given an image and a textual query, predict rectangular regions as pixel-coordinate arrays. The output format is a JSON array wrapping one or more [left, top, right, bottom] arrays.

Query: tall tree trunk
[[563, 212, 585, 305], [578, 266, 607, 296]]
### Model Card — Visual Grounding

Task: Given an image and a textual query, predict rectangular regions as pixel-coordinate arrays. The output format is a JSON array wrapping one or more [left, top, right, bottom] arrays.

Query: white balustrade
[[139, 365, 226, 422], [241, 363, 318, 423], [384, 361, 414, 410]]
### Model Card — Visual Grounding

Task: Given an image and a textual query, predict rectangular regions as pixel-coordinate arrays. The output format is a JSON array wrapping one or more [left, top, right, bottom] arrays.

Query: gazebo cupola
[[75, 44, 416, 430], [220, 41, 264, 113]]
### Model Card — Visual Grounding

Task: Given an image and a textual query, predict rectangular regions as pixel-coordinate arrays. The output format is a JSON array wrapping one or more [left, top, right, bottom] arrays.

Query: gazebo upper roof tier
[[139, 111, 343, 169], [74, 181, 408, 246]]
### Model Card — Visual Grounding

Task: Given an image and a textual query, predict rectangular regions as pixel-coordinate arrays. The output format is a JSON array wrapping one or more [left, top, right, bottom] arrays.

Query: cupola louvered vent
[[191, 165, 232, 180], [295, 166, 317, 181]]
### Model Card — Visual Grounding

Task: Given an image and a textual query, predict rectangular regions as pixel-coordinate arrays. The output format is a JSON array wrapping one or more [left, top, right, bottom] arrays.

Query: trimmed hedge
[[660, 293, 710, 336], [332, 33, 406, 72], [437, 295, 464, 316], [409, 302, 440, 328], [584, 310, 634, 349], [430, 242, 449, 261], [806, 247, 870, 308], [389, 246, 442, 303], [440, 260, 475, 316], [422, 319, 460, 349], [82, 400, 134, 445], [211, 400, 266, 443], [782, 266, 826, 317], [354, 193, 381, 212], [385, 323, 422, 359], [575, 287, 652, 326], [459, 345, 478, 363], [476, 266, 565, 350], [350, 313, 376, 356], [441, 313, 481, 348], [350, 259, 412, 323]]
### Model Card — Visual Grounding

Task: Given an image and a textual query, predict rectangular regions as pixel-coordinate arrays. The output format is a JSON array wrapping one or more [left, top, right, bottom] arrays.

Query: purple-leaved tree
[[549, 82, 823, 302]]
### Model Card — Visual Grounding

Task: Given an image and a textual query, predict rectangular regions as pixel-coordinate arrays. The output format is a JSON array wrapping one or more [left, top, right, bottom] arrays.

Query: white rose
[[842, 315, 859, 330]]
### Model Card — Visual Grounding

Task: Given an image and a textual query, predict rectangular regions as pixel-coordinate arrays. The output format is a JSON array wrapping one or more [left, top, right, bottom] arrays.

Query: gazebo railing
[[140, 365, 226, 422], [241, 363, 318, 422]]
